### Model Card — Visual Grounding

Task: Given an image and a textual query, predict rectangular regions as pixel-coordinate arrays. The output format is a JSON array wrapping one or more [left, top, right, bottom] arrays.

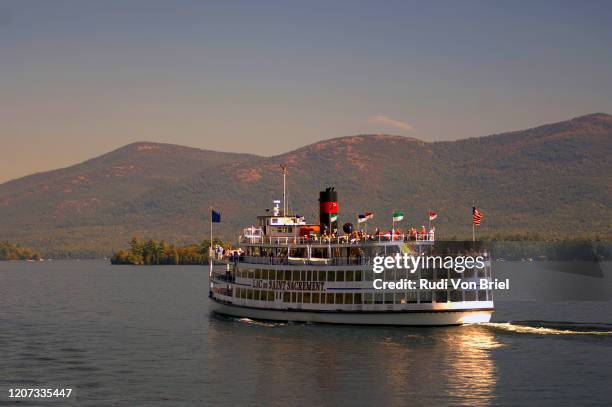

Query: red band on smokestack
[[320, 201, 338, 213]]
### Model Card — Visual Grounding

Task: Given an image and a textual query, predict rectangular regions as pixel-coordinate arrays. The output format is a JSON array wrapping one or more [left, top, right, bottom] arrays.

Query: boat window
[[435, 291, 448, 303], [478, 290, 488, 301], [292, 270, 300, 281], [326, 271, 335, 282], [248, 269, 255, 279], [301, 270, 307, 281], [290, 247, 307, 258], [450, 290, 463, 302], [384, 292, 394, 304], [374, 292, 384, 304], [364, 292, 373, 304], [395, 293, 406, 304], [312, 293, 320, 303], [464, 291, 477, 301], [407, 291, 418, 303], [336, 270, 345, 282], [267, 291, 274, 301], [326, 293, 334, 304], [318, 270, 326, 281], [311, 247, 328, 259], [261, 270, 268, 280], [420, 291, 432, 303], [284, 270, 291, 281], [345, 270, 354, 282], [420, 269, 433, 280], [355, 270, 362, 281], [255, 269, 261, 279], [268, 270, 276, 280], [297, 292, 303, 303], [283, 292, 290, 302], [291, 292, 297, 302], [303, 292, 311, 303], [354, 293, 362, 304], [247, 289, 253, 300]]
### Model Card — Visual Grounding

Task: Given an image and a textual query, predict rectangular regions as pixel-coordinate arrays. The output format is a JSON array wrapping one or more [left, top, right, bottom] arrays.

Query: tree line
[[0, 241, 40, 261], [110, 237, 228, 265]]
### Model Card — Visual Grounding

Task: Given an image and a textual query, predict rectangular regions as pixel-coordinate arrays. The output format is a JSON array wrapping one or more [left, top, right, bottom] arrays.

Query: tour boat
[[209, 173, 494, 326]]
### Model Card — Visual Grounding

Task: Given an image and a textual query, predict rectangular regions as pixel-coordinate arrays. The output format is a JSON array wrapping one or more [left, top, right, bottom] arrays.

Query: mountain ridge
[[1, 113, 610, 257]]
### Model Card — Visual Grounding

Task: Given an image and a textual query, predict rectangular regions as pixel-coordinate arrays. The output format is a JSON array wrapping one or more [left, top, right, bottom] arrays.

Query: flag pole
[[428, 208, 431, 231], [472, 201, 475, 242], [209, 206, 213, 274]]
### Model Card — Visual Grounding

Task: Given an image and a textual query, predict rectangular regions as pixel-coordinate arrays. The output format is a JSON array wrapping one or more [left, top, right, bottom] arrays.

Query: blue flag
[[211, 210, 221, 223]]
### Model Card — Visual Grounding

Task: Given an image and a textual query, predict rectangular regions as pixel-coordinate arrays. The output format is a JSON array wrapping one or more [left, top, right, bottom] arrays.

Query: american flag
[[473, 206, 484, 226]]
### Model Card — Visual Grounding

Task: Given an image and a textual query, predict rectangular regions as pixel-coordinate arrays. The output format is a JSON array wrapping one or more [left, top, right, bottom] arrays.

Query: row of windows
[[235, 288, 275, 301], [232, 288, 488, 304], [236, 268, 490, 282], [237, 268, 364, 282]]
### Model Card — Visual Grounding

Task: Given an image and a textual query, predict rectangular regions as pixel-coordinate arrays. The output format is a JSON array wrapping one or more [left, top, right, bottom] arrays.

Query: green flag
[[392, 211, 404, 222]]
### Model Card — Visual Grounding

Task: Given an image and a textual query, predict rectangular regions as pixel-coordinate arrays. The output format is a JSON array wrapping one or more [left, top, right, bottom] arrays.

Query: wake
[[483, 321, 612, 335]]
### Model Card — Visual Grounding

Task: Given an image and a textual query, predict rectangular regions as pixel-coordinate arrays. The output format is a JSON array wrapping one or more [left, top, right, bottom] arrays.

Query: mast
[[281, 164, 287, 216]]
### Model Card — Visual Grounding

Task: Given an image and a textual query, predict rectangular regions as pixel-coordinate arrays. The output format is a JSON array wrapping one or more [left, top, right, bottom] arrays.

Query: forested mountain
[[1, 113, 610, 257]]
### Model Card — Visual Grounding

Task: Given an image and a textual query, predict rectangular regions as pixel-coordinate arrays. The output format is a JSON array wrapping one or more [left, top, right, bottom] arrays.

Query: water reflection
[[441, 326, 502, 406], [207, 317, 501, 406]]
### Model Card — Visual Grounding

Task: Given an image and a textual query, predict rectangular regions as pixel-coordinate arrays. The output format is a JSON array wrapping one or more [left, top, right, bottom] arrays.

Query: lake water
[[1, 261, 612, 406]]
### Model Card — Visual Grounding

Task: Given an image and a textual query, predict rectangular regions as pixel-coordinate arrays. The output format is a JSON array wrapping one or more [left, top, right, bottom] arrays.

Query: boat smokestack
[[319, 187, 338, 234]]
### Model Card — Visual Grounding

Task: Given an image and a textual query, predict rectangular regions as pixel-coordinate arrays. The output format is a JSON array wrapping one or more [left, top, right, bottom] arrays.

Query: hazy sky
[[1, 0, 611, 183]]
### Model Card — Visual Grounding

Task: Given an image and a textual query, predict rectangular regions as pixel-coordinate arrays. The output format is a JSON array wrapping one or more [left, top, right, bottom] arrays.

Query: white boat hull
[[209, 299, 493, 326]]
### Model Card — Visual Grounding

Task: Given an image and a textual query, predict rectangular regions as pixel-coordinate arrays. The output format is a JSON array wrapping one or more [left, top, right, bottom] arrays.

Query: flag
[[358, 212, 373, 223], [472, 207, 483, 226], [330, 214, 338, 222], [211, 210, 221, 223], [428, 211, 438, 221], [392, 211, 404, 222]]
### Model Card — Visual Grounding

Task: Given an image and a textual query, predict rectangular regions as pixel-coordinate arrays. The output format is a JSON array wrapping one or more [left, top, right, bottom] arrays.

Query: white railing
[[239, 232, 435, 245]]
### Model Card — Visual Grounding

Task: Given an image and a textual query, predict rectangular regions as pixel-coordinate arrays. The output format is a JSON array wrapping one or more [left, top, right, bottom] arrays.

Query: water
[[1, 261, 612, 406]]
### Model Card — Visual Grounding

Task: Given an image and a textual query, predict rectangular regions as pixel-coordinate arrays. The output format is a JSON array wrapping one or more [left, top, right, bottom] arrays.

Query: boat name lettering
[[252, 279, 325, 291]]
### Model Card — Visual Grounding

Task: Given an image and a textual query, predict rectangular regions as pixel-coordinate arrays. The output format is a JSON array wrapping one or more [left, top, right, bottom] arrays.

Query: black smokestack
[[319, 187, 338, 234]]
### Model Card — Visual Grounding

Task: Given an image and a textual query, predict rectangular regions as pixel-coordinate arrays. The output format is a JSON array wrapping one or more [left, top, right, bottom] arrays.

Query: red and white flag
[[428, 211, 437, 221], [473, 207, 484, 226]]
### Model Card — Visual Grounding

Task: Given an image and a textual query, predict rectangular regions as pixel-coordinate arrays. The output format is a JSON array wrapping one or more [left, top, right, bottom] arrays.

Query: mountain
[[0, 142, 260, 256], [1, 114, 610, 257]]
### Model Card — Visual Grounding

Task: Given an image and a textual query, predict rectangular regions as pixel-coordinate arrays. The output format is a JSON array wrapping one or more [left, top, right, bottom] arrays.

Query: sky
[[1, 0, 611, 183]]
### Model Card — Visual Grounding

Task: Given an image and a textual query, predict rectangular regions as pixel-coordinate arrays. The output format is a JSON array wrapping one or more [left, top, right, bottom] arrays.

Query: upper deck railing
[[240, 227, 434, 246]]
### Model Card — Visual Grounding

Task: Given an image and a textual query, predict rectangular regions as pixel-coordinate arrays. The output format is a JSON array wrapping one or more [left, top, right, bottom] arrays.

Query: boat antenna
[[280, 164, 288, 216]]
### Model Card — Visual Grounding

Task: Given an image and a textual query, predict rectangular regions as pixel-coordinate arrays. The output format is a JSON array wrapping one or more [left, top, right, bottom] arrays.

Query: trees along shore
[[110, 237, 230, 265], [0, 241, 40, 261]]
